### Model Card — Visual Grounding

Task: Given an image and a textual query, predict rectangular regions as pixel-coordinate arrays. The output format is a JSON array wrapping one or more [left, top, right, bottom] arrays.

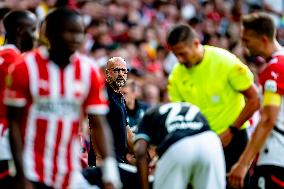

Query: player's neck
[[265, 40, 283, 59], [49, 48, 72, 69]]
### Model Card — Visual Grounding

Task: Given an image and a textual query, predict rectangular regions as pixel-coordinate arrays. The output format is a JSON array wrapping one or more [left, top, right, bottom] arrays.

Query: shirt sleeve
[[167, 66, 184, 102], [228, 59, 254, 91], [259, 63, 284, 106], [84, 66, 109, 115], [4, 61, 30, 107], [134, 112, 152, 143]]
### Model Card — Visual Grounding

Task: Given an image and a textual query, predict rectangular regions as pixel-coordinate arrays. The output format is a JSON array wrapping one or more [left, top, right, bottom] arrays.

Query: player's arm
[[88, 114, 115, 159], [134, 139, 150, 189], [228, 90, 280, 188], [228, 59, 260, 130], [220, 61, 260, 146], [232, 84, 260, 128], [7, 106, 27, 182], [5, 62, 34, 189], [219, 84, 260, 147]]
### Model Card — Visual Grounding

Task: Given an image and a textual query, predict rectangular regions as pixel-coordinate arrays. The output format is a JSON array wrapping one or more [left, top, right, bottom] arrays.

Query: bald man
[[89, 57, 135, 166]]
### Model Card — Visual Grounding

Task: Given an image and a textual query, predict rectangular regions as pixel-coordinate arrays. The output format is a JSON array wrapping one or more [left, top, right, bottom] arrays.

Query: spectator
[[142, 83, 160, 107], [134, 102, 226, 189], [0, 10, 37, 189], [120, 79, 150, 132], [4, 8, 121, 189], [166, 24, 260, 188], [228, 12, 284, 189]]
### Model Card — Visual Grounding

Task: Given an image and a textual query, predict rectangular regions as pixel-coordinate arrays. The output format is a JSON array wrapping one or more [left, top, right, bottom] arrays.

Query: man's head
[[45, 8, 85, 56], [167, 24, 203, 68], [106, 57, 128, 90], [3, 10, 37, 52], [241, 12, 276, 57]]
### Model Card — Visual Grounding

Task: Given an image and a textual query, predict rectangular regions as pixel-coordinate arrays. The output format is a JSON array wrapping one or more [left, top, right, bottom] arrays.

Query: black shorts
[[0, 160, 13, 189], [249, 165, 284, 189]]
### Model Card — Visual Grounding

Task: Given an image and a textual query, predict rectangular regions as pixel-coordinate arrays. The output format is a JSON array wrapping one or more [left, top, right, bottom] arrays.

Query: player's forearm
[[233, 86, 260, 128], [238, 120, 274, 166], [88, 114, 115, 158], [134, 140, 149, 189], [233, 97, 260, 128], [9, 120, 25, 177], [137, 155, 150, 189]]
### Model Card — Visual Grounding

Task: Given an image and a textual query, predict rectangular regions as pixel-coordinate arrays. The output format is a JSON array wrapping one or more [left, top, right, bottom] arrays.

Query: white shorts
[[0, 124, 12, 160], [154, 131, 226, 189]]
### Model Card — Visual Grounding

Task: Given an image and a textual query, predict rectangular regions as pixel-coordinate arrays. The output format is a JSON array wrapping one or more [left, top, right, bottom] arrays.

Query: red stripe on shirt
[[51, 120, 63, 185], [34, 118, 48, 182], [61, 121, 79, 189], [60, 70, 65, 96]]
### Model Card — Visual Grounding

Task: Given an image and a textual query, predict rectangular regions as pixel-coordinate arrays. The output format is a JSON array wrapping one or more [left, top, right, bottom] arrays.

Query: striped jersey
[[4, 46, 108, 188]]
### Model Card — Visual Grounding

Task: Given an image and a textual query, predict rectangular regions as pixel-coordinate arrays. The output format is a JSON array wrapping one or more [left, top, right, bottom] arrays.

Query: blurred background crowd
[[1, 0, 284, 108]]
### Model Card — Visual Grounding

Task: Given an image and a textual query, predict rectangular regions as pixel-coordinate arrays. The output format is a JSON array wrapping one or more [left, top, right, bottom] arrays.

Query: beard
[[115, 78, 126, 87], [107, 75, 126, 89]]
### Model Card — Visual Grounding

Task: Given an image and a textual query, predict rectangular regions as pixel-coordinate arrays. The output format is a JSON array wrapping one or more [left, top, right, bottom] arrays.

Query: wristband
[[229, 126, 240, 135], [102, 156, 122, 189]]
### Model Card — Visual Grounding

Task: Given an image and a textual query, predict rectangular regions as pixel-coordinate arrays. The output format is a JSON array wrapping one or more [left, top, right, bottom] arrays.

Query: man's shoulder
[[0, 45, 21, 66], [204, 45, 237, 61]]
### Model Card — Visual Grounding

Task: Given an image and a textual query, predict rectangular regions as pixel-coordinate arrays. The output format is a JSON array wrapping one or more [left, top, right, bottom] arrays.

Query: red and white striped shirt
[[4, 46, 108, 188]]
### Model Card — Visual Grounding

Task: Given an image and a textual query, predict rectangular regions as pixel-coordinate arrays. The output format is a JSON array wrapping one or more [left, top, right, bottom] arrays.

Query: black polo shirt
[[88, 84, 128, 165], [106, 83, 128, 163]]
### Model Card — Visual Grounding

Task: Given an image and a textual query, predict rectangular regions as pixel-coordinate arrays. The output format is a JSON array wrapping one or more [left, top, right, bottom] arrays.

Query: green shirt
[[168, 45, 254, 134]]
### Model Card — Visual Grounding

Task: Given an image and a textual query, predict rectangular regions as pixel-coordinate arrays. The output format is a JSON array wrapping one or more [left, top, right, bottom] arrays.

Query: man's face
[[170, 41, 199, 68], [55, 16, 85, 55], [241, 29, 264, 56], [106, 60, 128, 88], [20, 14, 37, 52]]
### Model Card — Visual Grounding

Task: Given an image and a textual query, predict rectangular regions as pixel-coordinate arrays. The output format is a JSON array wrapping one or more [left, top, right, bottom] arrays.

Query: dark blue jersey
[[135, 102, 210, 156]]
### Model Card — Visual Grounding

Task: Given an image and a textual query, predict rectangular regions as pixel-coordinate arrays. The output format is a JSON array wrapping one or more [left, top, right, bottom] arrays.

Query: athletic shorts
[[154, 131, 226, 189]]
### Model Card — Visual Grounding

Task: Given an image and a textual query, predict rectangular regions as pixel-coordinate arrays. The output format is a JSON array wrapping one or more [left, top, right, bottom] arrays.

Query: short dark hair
[[241, 12, 275, 40], [167, 24, 198, 46], [3, 10, 32, 34], [45, 7, 81, 39]]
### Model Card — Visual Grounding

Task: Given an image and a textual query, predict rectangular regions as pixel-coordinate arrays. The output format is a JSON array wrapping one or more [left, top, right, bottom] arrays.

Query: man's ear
[[261, 35, 270, 46], [193, 38, 200, 47]]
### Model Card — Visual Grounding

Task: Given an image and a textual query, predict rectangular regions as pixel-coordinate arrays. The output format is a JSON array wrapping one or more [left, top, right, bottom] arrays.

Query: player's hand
[[102, 157, 122, 189], [148, 156, 158, 175], [219, 128, 233, 147], [103, 182, 116, 189], [227, 162, 249, 189]]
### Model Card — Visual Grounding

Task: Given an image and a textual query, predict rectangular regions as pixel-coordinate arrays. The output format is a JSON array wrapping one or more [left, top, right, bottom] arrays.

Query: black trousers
[[224, 129, 250, 189], [0, 160, 13, 189]]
